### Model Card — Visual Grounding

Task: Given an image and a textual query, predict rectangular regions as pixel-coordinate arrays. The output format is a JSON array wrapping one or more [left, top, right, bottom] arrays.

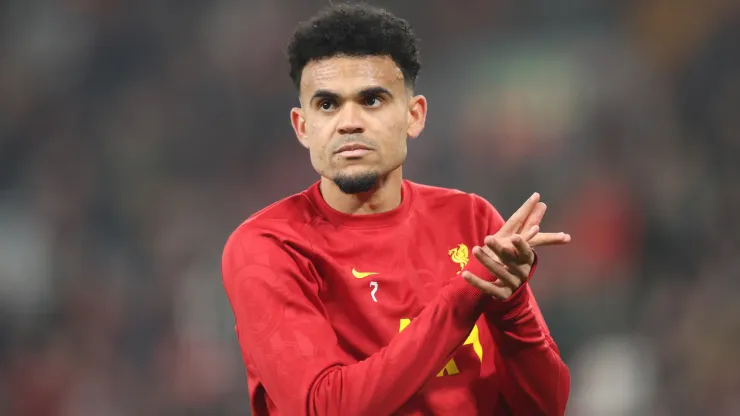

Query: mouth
[[335, 143, 373, 158]]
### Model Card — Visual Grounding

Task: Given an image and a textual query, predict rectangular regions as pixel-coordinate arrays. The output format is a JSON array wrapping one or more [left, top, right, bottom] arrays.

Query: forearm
[[485, 286, 570, 416], [310, 274, 489, 415], [227, 237, 498, 416]]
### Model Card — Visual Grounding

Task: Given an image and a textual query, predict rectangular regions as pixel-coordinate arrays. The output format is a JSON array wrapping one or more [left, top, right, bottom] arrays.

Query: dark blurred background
[[1, 0, 739, 415]]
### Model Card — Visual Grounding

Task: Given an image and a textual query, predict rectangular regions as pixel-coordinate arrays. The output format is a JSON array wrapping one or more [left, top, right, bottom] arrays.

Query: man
[[222, 4, 571, 415]]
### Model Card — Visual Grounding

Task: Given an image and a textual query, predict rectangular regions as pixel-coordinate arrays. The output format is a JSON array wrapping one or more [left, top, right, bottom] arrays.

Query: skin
[[290, 55, 570, 299], [291, 55, 425, 215]]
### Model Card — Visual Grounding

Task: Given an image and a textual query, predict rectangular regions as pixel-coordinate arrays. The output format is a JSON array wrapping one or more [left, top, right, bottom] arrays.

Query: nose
[[336, 103, 365, 135]]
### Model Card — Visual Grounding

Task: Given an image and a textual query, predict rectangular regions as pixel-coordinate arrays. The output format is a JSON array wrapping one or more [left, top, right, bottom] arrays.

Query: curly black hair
[[287, 3, 421, 90]]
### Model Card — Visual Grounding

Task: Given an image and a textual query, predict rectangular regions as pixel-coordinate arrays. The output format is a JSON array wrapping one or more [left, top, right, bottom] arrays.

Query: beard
[[333, 171, 379, 194]]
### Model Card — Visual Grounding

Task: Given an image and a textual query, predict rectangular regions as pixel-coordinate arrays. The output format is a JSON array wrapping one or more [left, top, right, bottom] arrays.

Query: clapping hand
[[463, 193, 570, 300]]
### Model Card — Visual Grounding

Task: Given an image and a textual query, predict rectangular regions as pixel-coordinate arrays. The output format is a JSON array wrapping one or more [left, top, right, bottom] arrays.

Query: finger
[[474, 246, 507, 284], [521, 202, 547, 233], [500, 192, 540, 234], [472, 245, 502, 271], [481, 244, 502, 264], [511, 234, 535, 265], [462, 271, 512, 300], [484, 237, 531, 282], [474, 245, 522, 289], [484, 236, 518, 264], [470, 251, 508, 286], [521, 225, 539, 242], [528, 232, 572, 247], [492, 278, 507, 287]]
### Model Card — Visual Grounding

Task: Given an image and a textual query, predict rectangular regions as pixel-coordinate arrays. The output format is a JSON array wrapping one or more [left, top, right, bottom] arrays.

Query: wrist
[[485, 281, 530, 318]]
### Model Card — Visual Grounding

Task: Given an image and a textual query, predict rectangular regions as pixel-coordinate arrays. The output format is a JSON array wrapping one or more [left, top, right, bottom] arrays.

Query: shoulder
[[407, 181, 505, 235], [407, 181, 503, 219], [244, 188, 318, 229], [231, 189, 316, 240], [222, 190, 317, 271]]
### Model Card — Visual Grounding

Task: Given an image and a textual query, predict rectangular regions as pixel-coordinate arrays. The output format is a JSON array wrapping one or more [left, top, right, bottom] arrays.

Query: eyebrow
[[310, 87, 394, 103], [357, 87, 393, 99], [310, 89, 340, 103]]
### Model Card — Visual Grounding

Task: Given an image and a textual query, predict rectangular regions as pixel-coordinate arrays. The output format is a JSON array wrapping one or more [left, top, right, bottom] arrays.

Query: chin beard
[[333, 171, 379, 194]]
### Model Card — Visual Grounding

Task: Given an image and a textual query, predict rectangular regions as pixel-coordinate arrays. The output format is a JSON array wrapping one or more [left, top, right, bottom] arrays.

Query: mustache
[[330, 134, 377, 153]]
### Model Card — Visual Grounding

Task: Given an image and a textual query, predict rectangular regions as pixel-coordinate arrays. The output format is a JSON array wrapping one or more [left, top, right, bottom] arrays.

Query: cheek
[[306, 119, 328, 148], [392, 119, 409, 147], [377, 121, 409, 162], [397, 121, 407, 138], [305, 120, 335, 168]]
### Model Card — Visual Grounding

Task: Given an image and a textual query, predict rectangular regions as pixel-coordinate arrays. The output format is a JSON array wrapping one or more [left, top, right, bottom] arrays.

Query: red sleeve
[[474, 196, 571, 416], [221, 225, 497, 416]]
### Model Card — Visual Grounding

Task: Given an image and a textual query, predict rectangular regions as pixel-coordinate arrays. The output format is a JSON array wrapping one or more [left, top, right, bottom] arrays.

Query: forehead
[[300, 55, 405, 95]]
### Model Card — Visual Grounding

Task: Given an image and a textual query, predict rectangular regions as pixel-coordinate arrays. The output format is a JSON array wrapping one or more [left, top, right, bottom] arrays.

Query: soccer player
[[222, 4, 572, 415]]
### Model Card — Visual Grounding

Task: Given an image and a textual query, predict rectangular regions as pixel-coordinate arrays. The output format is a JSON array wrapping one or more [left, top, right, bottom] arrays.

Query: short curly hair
[[287, 3, 421, 90]]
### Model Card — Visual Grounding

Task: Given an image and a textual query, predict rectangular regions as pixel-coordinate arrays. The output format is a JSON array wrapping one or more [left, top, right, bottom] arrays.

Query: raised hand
[[479, 193, 570, 266], [463, 193, 569, 300], [520, 198, 571, 248]]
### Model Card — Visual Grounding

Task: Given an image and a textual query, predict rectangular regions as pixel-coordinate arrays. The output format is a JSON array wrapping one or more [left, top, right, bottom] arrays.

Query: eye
[[364, 96, 382, 108], [319, 100, 336, 111]]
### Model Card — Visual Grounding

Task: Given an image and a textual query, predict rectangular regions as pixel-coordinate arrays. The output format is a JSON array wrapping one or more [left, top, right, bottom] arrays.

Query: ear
[[406, 95, 427, 139], [291, 107, 310, 149]]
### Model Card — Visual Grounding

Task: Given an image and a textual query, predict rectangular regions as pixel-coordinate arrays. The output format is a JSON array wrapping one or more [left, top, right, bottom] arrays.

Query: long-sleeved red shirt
[[221, 180, 570, 415]]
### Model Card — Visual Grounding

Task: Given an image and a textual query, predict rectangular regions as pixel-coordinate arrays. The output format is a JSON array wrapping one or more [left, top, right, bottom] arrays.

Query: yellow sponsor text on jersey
[[399, 317, 482, 377]]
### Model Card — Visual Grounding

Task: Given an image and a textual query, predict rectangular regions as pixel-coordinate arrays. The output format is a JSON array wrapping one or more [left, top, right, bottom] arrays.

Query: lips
[[335, 143, 372, 153]]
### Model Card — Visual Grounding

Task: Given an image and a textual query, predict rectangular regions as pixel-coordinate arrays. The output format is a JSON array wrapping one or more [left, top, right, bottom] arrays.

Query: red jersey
[[221, 180, 570, 415]]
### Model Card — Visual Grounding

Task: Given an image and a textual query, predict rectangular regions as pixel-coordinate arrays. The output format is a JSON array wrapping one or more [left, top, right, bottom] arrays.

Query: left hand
[[464, 232, 536, 300]]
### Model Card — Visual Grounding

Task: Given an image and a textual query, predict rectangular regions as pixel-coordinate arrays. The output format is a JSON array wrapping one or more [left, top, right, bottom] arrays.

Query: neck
[[320, 168, 403, 215]]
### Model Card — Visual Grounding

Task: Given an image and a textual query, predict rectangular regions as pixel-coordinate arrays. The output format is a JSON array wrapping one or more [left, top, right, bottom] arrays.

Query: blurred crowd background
[[1, 0, 739, 415]]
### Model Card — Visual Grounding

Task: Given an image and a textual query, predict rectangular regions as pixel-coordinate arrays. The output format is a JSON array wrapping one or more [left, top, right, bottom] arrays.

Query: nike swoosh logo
[[352, 268, 379, 279]]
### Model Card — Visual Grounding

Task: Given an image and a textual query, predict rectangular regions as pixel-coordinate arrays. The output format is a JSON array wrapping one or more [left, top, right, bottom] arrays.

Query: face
[[291, 56, 427, 191]]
